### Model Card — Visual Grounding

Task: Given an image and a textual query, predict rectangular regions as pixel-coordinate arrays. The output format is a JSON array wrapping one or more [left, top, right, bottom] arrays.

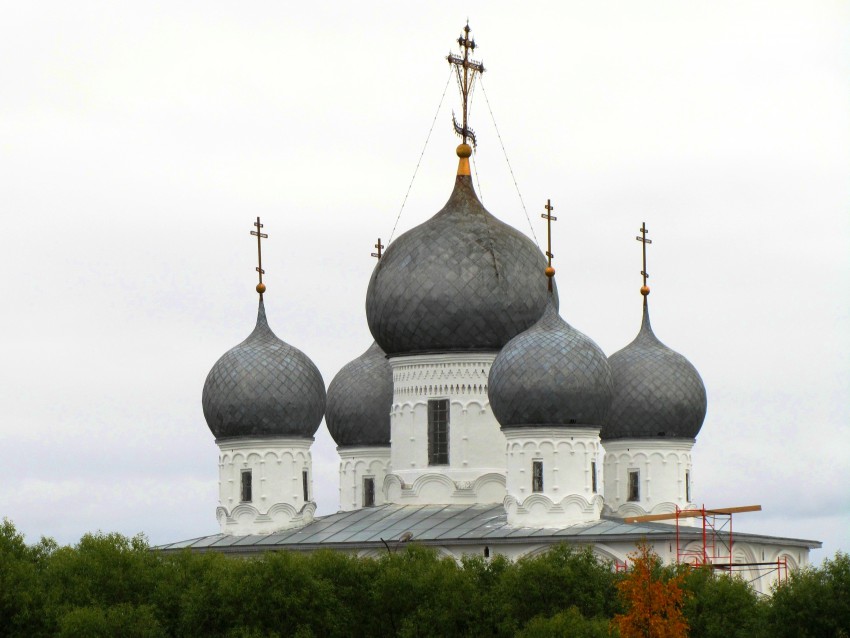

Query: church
[[158, 25, 819, 594]]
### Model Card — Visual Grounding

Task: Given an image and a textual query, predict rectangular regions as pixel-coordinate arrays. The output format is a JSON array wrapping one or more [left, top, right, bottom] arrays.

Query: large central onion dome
[[605, 303, 707, 440], [325, 341, 393, 447], [488, 301, 613, 427], [202, 301, 326, 440], [366, 169, 556, 356]]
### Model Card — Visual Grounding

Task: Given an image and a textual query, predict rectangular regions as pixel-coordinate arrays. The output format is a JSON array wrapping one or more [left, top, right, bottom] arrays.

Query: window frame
[[627, 469, 640, 502], [363, 476, 376, 508], [427, 398, 450, 466], [532, 459, 544, 493], [240, 469, 253, 503], [591, 460, 598, 493]]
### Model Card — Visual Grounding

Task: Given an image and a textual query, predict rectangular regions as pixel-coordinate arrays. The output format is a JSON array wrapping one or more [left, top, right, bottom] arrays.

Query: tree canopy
[[0, 519, 845, 638]]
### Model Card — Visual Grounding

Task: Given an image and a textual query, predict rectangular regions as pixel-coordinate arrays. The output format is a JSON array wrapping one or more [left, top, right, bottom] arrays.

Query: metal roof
[[202, 300, 327, 440], [605, 303, 707, 440], [326, 341, 393, 447], [156, 504, 821, 554], [365, 174, 557, 356], [489, 301, 613, 428]]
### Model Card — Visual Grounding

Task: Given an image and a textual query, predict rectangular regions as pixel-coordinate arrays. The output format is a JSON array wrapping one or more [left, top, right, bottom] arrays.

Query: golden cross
[[541, 199, 557, 292], [447, 22, 485, 148], [636, 221, 652, 293], [371, 238, 384, 260], [250, 216, 268, 295]]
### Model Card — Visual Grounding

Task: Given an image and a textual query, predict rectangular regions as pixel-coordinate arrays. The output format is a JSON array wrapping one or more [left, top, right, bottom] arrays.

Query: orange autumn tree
[[613, 541, 689, 638]]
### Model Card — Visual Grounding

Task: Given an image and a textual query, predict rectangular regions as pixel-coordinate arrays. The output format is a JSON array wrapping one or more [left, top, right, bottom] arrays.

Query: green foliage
[[43, 531, 158, 613], [516, 606, 612, 638], [3, 519, 848, 638], [496, 544, 621, 634], [767, 551, 850, 638], [372, 545, 478, 637], [0, 518, 56, 637], [57, 604, 166, 638], [680, 566, 768, 638]]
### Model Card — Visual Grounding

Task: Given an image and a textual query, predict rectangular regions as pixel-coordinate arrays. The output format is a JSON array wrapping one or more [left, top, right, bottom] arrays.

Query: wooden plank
[[624, 505, 761, 524]]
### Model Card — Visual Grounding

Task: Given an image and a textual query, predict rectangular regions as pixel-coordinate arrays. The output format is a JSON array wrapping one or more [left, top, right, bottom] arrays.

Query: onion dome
[[488, 300, 613, 428], [202, 300, 326, 440], [604, 303, 707, 440], [326, 341, 393, 447], [365, 164, 556, 356]]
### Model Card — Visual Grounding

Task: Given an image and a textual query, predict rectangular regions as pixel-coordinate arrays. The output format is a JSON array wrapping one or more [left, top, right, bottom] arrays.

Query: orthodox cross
[[541, 199, 557, 292], [636, 221, 652, 294], [250, 216, 268, 295], [371, 238, 384, 260], [447, 22, 485, 148]]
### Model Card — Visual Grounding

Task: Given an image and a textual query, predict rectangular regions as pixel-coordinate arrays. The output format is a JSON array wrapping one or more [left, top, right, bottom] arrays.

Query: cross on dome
[[636, 221, 652, 299], [541, 199, 557, 292], [250, 216, 268, 297], [371, 237, 384, 260], [447, 22, 485, 150]]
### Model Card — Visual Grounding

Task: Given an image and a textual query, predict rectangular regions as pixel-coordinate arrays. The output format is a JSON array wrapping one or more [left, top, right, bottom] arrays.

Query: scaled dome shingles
[[488, 301, 614, 428], [326, 341, 393, 447], [202, 301, 326, 439], [605, 304, 707, 440], [366, 174, 556, 356]]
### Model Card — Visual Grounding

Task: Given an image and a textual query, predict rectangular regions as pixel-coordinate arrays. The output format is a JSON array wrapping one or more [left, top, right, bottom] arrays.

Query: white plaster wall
[[503, 427, 603, 526], [216, 437, 316, 535], [602, 439, 695, 520], [353, 537, 808, 595], [387, 353, 506, 505], [338, 446, 391, 511]]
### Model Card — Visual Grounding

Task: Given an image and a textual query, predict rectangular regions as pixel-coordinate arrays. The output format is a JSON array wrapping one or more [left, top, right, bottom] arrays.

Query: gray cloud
[[1, 1, 847, 563]]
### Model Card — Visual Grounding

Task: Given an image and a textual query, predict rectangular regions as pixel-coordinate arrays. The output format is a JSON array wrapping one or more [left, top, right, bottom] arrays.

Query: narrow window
[[591, 461, 598, 493], [427, 399, 449, 465], [363, 477, 376, 508], [302, 469, 309, 502], [240, 470, 252, 503], [628, 469, 640, 502], [685, 470, 691, 502], [532, 460, 544, 493]]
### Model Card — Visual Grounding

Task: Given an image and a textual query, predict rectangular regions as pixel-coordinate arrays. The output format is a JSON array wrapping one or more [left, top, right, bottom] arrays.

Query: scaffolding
[[624, 504, 789, 589]]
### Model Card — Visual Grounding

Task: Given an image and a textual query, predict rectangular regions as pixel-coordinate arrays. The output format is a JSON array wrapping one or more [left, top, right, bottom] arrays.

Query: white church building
[[159, 25, 819, 595]]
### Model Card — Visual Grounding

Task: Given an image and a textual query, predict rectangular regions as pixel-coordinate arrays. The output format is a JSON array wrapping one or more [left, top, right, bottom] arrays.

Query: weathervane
[[250, 216, 268, 297], [541, 199, 557, 292], [371, 238, 384, 260], [447, 22, 485, 149], [636, 222, 652, 299]]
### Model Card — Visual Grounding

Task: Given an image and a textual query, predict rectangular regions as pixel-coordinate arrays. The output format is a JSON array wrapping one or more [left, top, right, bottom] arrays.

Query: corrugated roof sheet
[[155, 504, 819, 553], [157, 505, 820, 552]]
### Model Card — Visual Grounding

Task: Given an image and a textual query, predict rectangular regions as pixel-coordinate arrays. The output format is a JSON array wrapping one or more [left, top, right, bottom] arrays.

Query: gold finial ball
[[456, 143, 473, 158], [256, 283, 267, 294], [640, 285, 650, 296], [545, 266, 556, 278]]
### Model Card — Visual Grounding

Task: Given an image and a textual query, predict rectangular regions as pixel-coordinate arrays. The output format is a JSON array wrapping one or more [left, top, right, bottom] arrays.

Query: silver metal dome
[[202, 300, 326, 440], [325, 341, 393, 447], [604, 303, 707, 440], [366, 174, 556, 356], [488, 300, 613, 428]]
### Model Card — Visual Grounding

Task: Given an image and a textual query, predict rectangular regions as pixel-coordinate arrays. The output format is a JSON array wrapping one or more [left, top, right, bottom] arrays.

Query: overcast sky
[[1, 1, 847, 562]]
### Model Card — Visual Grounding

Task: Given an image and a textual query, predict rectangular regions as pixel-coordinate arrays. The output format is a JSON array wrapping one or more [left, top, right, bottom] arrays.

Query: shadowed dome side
[[605, 304, 707, 440], [326, 341, 393, 447], [366, 174, 557, 356], [202, 301, 326, 439], [488, 301, 613, 428]]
